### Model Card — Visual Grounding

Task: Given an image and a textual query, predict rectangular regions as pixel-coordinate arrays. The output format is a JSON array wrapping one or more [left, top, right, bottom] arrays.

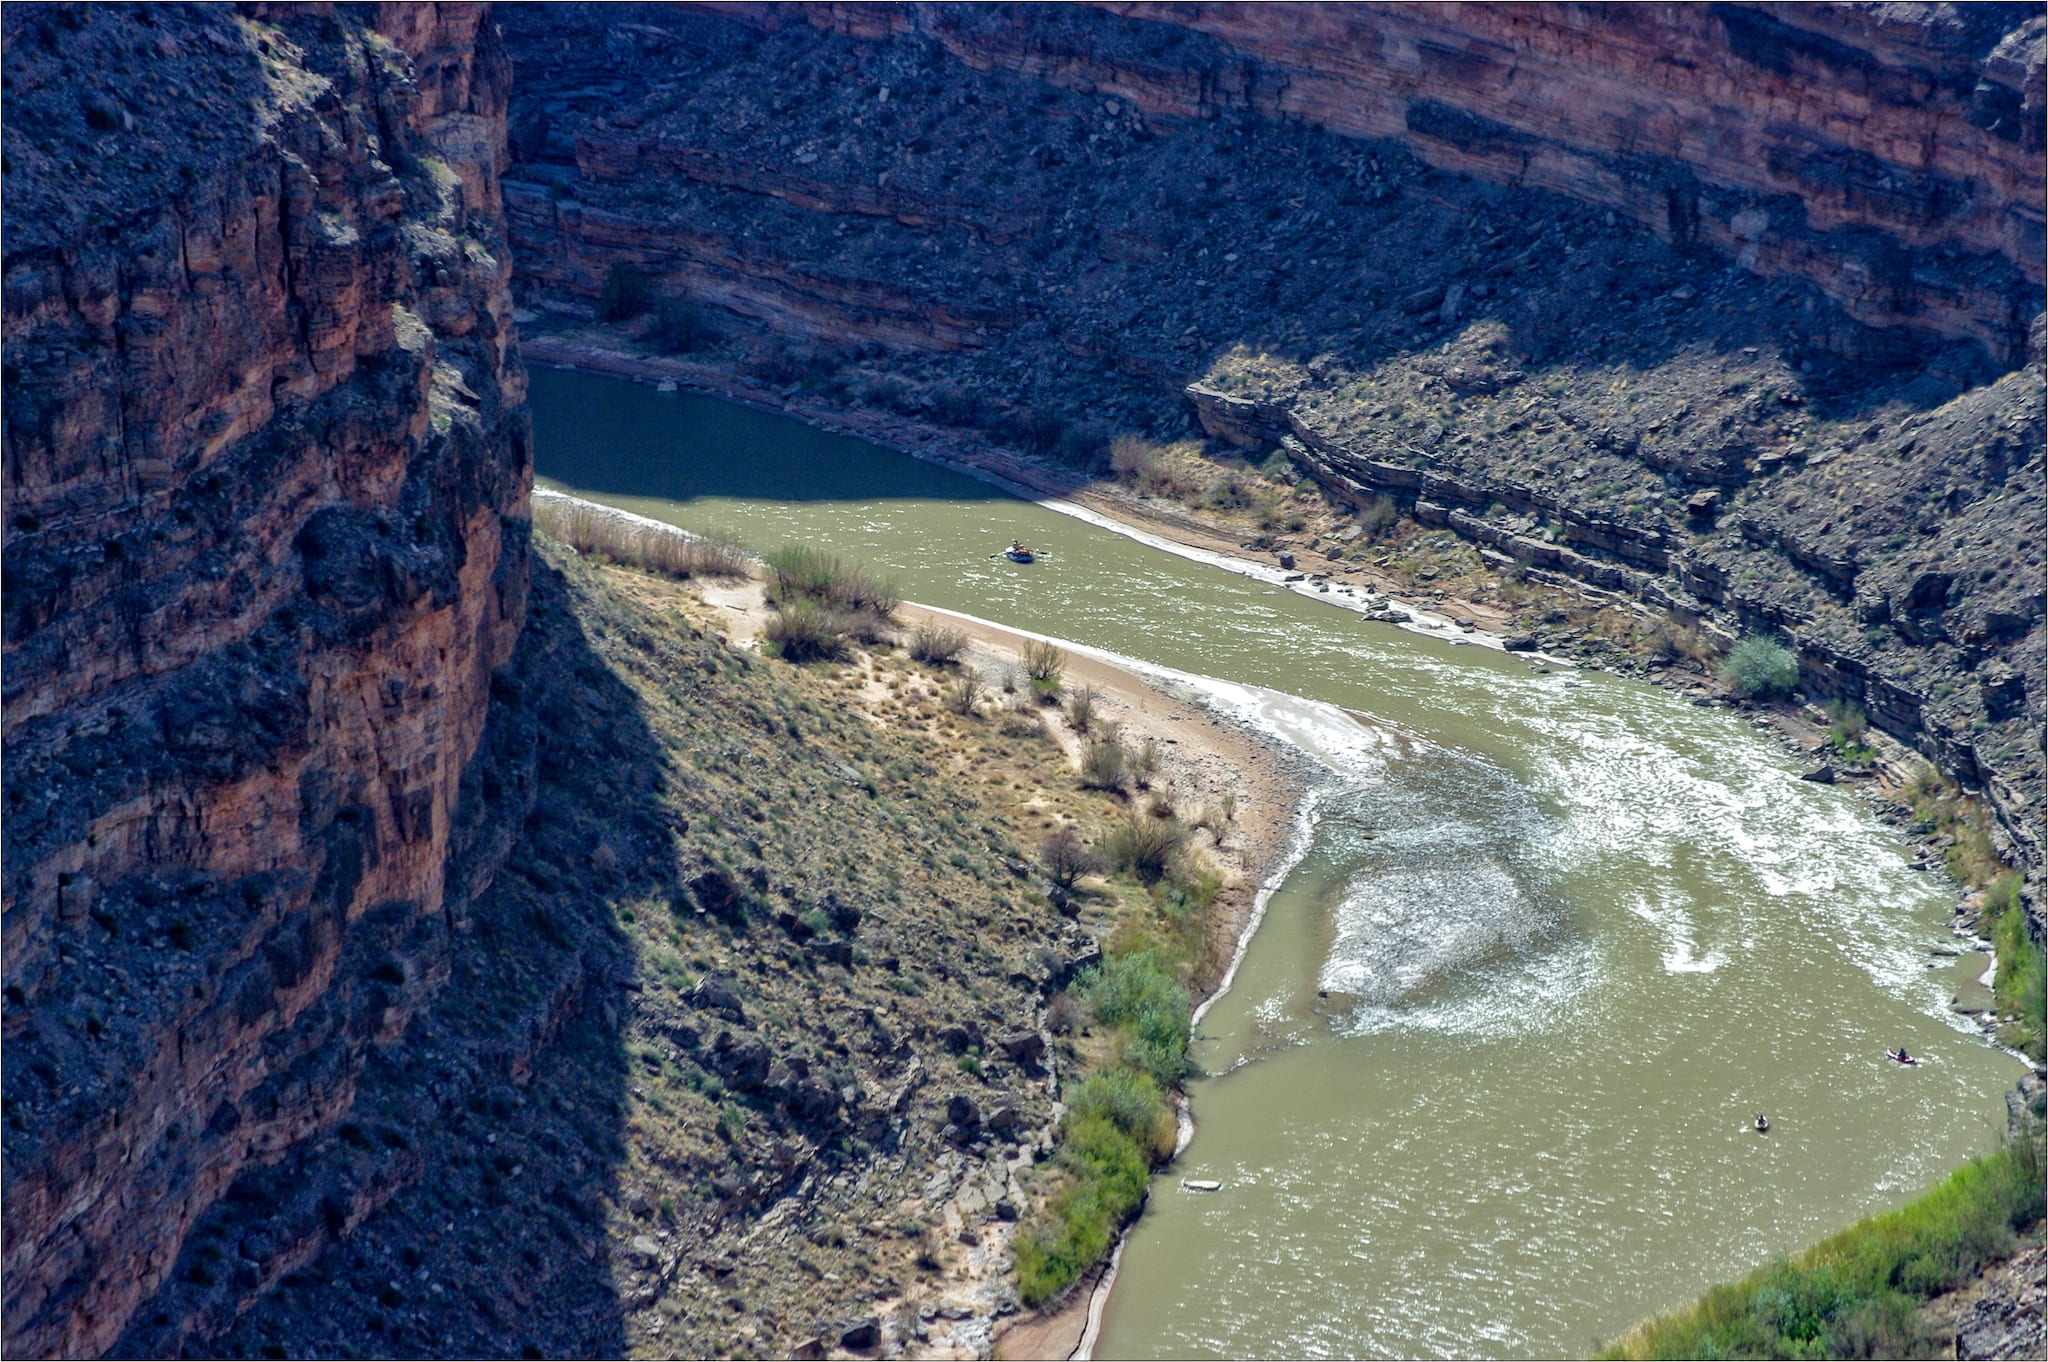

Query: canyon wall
[[500, 2, 2042, 871], [1, 5, 529, 1355], [763, 0, 2046, 365]]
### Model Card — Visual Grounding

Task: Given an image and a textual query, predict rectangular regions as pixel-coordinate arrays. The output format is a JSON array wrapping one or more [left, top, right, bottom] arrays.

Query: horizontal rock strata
[[1, 5, 528, 1355]]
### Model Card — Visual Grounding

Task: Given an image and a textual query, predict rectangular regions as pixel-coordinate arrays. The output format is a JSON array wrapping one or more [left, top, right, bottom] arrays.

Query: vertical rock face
[[725, 1, 2045, 363], [1, 5, 527, 1356]]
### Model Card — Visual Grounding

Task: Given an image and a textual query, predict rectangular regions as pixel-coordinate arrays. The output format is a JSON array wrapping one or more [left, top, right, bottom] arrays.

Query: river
[[529, 366, 2023, 1359]]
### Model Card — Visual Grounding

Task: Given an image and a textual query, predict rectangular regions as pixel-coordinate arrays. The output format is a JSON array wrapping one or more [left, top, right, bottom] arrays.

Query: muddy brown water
[[531, 367, 2024, 1359]]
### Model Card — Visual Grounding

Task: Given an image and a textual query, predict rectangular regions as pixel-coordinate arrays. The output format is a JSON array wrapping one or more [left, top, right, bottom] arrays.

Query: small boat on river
[[999, 539, 1036, 564], [1887, 1048, 1920, 1065], [1753, 1114, 1770, 1133]]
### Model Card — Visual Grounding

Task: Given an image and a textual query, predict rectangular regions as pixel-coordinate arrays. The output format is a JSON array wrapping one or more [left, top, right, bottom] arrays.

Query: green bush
[[1015, 1113, 1149, 1306], [599, 262, 653, 322], [1988, 874, 2045, 1062], [763, 545, 898, 616], [1723, 635, 1799, 699], [1079, 951, 1191, 1089], [1604, 1136, 2044, 1359], [1066, 1069, 1175, 1161], [1825, 699, 1875, 762]]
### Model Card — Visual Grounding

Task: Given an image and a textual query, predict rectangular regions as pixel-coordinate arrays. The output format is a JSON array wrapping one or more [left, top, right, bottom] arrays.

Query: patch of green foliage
[[1602, 1135, 2044, 1360], [1723, 635, 1799, 699], [1824, 699, 1875, 764], [1984, 873, 2045, 1063], [1080, 951, 1193, 1089], [1015, 953, 1192, 1307]]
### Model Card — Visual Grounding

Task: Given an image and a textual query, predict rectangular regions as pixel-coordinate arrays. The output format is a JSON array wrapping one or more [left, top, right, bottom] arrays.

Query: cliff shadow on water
[[114, 561, 652, 1359]]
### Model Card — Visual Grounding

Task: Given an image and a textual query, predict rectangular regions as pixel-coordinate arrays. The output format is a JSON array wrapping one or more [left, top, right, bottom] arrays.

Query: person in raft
[[1896, 1046, 1911, 1062]]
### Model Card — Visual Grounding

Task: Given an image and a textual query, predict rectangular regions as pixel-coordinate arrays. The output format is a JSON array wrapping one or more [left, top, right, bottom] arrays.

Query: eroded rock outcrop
[[1, 5, 528, 1355]]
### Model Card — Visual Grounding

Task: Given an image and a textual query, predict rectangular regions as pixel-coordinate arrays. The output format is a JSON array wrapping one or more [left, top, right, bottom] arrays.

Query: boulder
[[712, 1031, 773, 1091], [689, 973, 747, 1022], [995, 1030, 1045, 1065]]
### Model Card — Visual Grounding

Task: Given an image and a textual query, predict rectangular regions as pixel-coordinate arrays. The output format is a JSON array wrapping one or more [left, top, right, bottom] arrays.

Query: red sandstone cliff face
[[1, 5, 528, 1356], [763, 1, 2045, 364]]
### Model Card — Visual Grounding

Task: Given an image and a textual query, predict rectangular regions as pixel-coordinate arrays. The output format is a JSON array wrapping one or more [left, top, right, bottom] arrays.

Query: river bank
[[522, 332, 1557, 662], [524, 354, 2037, 1360], [531, 487, 1320, 1359]]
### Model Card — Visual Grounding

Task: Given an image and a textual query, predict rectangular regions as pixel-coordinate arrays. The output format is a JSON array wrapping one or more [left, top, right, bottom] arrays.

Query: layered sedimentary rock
[[1, 5, 528, 1355], [499, 2, 2042, 868], [763, 0, 2046, 364]]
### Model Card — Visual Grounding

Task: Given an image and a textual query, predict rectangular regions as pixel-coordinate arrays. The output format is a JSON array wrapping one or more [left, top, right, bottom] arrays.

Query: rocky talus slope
[[499, 1, 2044, 874], [2, 6, 527, 1355]]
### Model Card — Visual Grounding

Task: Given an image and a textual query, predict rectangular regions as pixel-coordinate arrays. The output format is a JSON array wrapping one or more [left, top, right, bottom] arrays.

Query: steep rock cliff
[[764, 0, 2046, 364], [497, 2, 2041, 868], [1, 5, 528, 1355]]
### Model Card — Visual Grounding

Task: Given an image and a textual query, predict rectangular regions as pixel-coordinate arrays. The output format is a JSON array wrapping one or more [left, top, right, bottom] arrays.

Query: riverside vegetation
[[1602, 1133, 2043, 1360], [710, 532, 1245, 1327], [748, 544, 1243, 1310]]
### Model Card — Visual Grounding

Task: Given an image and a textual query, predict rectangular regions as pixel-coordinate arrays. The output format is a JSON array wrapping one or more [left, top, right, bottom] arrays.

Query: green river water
[[529, 367, 2023, 1359]]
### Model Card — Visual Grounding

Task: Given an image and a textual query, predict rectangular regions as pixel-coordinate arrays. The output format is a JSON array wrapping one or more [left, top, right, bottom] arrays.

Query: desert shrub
[[1066, 684, 1099, 735], [1129, 736, 1162, 788], [944, 671, 985, 716], [1079, 737, 1128, 791], [763, 545, 898, 616], [650, 295, 712, 353], [1358, 494, 1400, 538], [1099, 812, 1187, 884], [998, 708, 1045, 740], [1649, 620, 1715, 665], [1024, 639, 1064, 701], [1723, 635, 1799, 699], [599, 262, 653, 322], [910, 620, 968, 665], [763, 600, 847, 662], [532, 498, 748, 578], [1039, 827, 1103, 892]]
